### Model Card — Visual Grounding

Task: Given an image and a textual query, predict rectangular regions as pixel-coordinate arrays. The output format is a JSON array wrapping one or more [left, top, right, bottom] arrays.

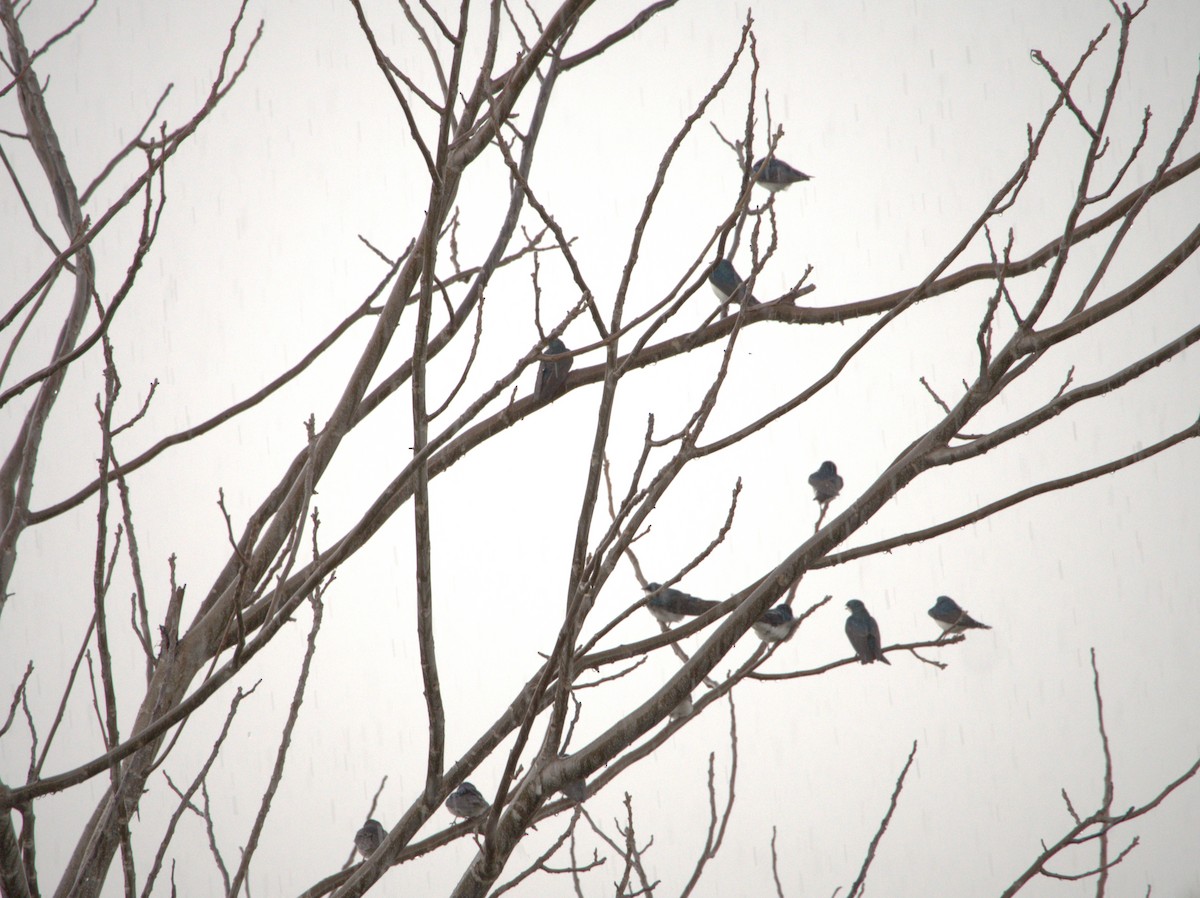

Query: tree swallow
[[928, 595, 991, 638], [644, 582, 718, 624], [354, 819, 385, 858], [808, 461, 843, 505], [845, 599, 890, 665], [750, 156, 812, 192], [556, 754, 588, 804], [671, 695, 694, 720], [709, 259, 759, 306], [445, 782, 490, 819], [535, 337, 572, 402], [560, 776, 587, 804], [753, 603, 799, 642]]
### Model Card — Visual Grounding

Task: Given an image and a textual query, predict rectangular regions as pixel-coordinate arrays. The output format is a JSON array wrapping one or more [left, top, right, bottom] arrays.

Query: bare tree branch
[[846, 741, 918, 898]]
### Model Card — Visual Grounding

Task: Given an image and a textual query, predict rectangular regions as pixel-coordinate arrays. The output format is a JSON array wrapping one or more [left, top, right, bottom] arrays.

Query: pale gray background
[[2, 0, 1198, 895]]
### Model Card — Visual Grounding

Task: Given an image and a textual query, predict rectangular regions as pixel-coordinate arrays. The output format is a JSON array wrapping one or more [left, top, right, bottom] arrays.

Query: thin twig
[[846, 741, 918, 898]]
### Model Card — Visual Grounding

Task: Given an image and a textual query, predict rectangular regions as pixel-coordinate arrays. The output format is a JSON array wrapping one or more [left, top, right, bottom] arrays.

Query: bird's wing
[[845, 619, 869, 656], [680, 596, 718, 616], [928, 605, 954, 625], [868, 618, 883, 653]]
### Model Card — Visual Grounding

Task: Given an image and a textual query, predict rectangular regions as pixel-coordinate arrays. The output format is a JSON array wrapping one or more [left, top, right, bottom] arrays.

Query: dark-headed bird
[[845, 599, 890, 665], [708, 259, 759, 307], [643, 582, 718, 625], [928, 595, 991, 638], [354, 819, 385, 858], [535, 337, 572, 402], [753, 603, 799, 643], [808, 461, 843, 505], [750, 156, 812, 192], [445, 782, 490, 819]]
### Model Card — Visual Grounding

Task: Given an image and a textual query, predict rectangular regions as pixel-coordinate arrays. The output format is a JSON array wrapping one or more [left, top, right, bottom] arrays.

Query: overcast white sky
[[2, 0, 1199, 896]]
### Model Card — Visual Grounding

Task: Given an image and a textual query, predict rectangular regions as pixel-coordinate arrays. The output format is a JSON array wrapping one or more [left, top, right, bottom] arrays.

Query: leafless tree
[[1, 1, 1198, 897]]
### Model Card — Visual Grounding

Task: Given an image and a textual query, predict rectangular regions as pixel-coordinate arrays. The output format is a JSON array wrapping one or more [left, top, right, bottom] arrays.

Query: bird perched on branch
[[754, 603, 799, 643], [928, 595, 991, 638], [643, 582, 718, 624], [445, 782, 489, 819], [709, 259, 759, 306], [808, 461, 843, 506], [354, 819, 385, 858], [556, 754, 588, 803], [535, 337, 572, 401], [560, 775, 587, 804], [845, 599, 890, 664], [671, 695, 694, 720], [750, 156, 812, 192]]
